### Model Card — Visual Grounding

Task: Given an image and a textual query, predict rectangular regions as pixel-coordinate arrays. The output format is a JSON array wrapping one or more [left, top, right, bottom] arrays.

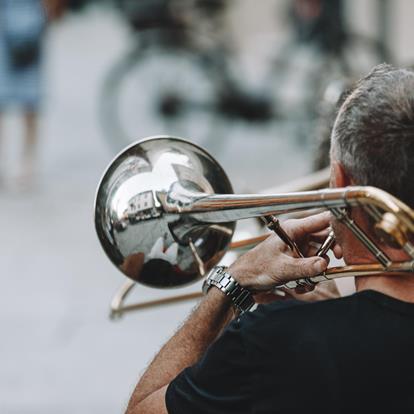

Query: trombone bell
[[94, 136, 235, 288]]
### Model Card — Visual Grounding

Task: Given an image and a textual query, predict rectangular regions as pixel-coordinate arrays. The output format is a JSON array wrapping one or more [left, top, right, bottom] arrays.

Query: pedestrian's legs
[[19, 109, 39, 185]]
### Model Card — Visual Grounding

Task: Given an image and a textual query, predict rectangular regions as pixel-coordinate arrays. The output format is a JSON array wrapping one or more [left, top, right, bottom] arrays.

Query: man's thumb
[[295, 257, 327, 277]]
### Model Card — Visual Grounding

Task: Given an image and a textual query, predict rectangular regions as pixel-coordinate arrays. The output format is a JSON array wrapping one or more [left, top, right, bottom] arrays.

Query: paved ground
[[0, 4, 348, 413]]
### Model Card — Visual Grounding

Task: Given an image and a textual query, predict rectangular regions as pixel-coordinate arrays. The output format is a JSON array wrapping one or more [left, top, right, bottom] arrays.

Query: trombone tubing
[[283, 261, 414, 289], [164, 186, 414, 232]]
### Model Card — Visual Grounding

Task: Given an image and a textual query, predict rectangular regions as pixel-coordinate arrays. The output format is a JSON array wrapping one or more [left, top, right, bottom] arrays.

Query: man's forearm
[[126, 288, 234, 413]]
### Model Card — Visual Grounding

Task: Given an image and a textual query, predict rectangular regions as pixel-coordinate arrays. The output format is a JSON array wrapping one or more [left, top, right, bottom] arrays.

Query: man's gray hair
[[331, 64, 414, 207]]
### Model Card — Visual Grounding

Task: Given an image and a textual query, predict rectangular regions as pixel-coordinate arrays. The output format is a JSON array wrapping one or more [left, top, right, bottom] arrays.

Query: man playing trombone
[[125, 64, 414, 413]]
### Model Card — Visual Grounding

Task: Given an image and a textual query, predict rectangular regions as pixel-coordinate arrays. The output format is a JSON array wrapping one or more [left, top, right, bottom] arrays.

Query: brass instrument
[[94, 136, 414, 317]]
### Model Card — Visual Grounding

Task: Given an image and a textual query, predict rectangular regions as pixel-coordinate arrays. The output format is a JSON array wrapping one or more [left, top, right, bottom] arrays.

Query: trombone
[[94, 136, 414, 318]]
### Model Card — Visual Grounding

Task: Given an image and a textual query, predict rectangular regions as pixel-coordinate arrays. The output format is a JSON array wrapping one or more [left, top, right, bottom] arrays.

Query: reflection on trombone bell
[[120, 237, 179, 286], [94, 136, 414, 318]]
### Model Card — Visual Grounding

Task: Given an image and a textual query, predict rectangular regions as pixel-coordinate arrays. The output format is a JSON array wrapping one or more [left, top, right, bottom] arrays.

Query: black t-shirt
[[166, 290, 414, 413]]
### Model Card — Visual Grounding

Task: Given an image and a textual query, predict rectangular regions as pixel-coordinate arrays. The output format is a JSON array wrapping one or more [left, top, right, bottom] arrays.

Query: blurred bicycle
[[100, 0, 274, 152], [100, 0, 389, 155]]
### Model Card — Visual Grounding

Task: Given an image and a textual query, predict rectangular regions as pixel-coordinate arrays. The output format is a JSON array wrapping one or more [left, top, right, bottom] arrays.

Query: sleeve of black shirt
[[165, 318, 251, 414]]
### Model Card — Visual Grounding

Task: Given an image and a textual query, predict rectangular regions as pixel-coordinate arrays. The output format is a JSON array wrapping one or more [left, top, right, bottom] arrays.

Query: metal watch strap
[[202, 266, 255, 314]]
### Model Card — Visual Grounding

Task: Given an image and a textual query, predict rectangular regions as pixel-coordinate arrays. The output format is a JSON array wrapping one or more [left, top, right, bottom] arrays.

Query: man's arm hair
[[126, 289, 234, 413]]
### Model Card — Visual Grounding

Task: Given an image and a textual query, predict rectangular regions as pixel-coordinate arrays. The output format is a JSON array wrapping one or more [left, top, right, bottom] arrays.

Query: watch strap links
[[203, 266, 255, 314]]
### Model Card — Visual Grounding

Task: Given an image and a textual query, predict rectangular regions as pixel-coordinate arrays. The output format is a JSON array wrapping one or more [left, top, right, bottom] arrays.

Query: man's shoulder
[[255, 292, 356, 315], [238, 293, 359, 335]]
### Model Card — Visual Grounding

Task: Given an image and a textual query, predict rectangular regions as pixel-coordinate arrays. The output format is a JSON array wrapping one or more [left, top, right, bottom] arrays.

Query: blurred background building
[[1, 0, 413, 412]]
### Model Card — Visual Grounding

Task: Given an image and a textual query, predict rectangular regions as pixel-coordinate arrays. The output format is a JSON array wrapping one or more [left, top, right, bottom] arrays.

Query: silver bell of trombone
[[94, 136, 235, 288]]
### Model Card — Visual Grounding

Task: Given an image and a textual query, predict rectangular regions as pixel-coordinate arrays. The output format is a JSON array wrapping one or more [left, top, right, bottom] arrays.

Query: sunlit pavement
[[1, 6, 314, 413]]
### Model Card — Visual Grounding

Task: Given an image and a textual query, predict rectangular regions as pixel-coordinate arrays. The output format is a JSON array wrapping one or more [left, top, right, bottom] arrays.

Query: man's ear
[[331, 161, 352, 188]]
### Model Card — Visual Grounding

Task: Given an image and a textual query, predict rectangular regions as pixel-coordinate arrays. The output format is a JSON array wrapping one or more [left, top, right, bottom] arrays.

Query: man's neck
[[355, 274, 414, 303]]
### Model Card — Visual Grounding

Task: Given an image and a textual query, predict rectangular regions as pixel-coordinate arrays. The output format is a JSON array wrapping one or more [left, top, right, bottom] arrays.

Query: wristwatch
[[202, 266, 255, 314]]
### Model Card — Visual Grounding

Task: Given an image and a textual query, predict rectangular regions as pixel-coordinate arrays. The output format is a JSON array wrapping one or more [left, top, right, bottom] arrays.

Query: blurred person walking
[[0, 0, 65, 188]]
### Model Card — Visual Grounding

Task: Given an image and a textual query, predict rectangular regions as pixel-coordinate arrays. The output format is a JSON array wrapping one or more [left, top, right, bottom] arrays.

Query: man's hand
[[229, 212, 342, 292]]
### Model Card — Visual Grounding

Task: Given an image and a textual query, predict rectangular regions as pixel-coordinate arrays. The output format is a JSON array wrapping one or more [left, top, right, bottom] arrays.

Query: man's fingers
[[294, 285, 315, 294], [309, 229, 331, 242], [284, 212, 331, 240], [306, 239, 343, 260], [284, 255, 328, 279], [307, 246, 331, 264]]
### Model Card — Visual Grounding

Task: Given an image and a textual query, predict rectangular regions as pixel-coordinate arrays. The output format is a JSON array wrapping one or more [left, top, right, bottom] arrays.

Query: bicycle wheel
[[100, 38, 219, 151]]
